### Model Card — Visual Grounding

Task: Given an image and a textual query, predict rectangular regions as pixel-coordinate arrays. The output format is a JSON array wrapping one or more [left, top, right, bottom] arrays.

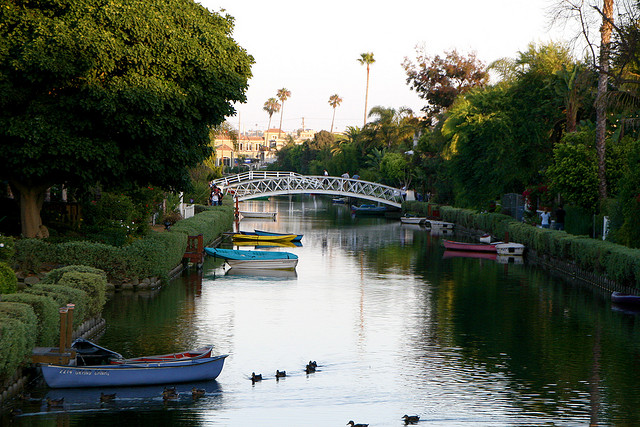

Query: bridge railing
[[213, 172, 405, 206], [211, 171, 302, 187]]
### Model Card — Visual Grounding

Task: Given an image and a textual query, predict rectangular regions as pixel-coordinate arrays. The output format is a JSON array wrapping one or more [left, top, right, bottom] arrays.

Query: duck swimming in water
[[346, 421, 368, 427], [275, 370, 286, 378], [251, 372, 263, 383], [402, 414, 420, 424]]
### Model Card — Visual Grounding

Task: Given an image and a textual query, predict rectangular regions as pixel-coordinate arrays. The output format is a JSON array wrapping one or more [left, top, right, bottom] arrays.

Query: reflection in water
[[12, 195, 640, 426]]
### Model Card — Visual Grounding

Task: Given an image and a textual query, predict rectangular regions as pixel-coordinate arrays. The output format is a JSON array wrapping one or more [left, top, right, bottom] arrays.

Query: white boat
[[428, 220, 455, 229], [205, 248, 298, 270], [479, 234, 492, 244], [495, 243, 525, 256], [400, 216, 426, 225], [239, 211, 277, 219]]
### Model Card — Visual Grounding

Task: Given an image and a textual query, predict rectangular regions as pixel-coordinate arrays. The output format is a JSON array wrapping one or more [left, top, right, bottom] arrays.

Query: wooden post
[[66, 304, 75, 346], [59, 307, 68, 352]]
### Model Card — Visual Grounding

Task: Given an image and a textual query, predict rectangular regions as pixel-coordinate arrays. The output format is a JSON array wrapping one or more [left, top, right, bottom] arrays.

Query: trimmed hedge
[[0, 302, 37, 351], [13, 205, 234, 284], [1, 293, 58, 347], [423, 202, 640, 288], [51, 271, 106, 318], [0, 261, 17, 294], [0, 317, 31, 382], [25, 284, 89, 327]]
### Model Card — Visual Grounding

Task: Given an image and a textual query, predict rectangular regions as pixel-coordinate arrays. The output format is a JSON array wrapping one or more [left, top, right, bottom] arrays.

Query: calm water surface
[[11, 196, 640, 426]]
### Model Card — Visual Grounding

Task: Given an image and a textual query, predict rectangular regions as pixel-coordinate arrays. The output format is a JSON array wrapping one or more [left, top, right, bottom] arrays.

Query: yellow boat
[[231, 232, 297, 243]]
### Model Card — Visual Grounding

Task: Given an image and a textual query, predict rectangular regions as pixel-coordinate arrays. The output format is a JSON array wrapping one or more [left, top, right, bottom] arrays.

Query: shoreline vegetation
[[0, 205, 234, 404]]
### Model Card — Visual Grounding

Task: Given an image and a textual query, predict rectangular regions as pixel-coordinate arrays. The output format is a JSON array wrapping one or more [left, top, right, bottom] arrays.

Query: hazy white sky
[[200, 0, 569, 134]]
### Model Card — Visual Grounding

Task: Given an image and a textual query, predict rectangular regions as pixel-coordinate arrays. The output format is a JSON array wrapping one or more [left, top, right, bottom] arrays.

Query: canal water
[[11, 196, 640, 426]]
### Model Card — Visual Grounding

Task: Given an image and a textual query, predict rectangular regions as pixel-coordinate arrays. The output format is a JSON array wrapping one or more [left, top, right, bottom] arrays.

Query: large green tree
[[0, 0, 253, 237]]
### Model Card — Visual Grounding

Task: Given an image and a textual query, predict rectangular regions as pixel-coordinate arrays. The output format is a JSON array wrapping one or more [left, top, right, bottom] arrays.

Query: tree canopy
[[0, 0, 253, 237]]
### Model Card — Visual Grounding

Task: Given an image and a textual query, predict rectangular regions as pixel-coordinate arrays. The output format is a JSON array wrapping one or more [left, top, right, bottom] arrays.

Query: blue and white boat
[[40, 354, 228, 389], [205, 247, 298, 270]]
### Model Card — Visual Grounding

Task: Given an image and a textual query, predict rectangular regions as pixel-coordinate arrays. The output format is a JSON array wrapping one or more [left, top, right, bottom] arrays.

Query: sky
[[199, 0, 571, 134]]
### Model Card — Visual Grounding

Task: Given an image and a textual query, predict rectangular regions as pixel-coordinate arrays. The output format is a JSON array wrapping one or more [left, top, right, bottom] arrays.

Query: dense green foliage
[[0, 302, 37, 351], [0, 0, 253, 237], [25, 284, 89, 328], [0, 317, 32, 382], [1, 293, 58, 347], [0, 261, 17, 294], [14, 205, 234, 283]]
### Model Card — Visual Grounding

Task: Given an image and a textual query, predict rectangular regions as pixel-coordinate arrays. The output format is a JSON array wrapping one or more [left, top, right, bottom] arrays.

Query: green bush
[[25, 284, 89, 327], [0, 302, 37, 351], [55, 272, 106, 318], [1, 293, 58, 346], [14, 206, 234, 284], [0, 235, 16, 263], [14, 238, 51, 274], [41, 265, 107, 285], [0, 262, 18, 294], [0, 317, 31, 383]]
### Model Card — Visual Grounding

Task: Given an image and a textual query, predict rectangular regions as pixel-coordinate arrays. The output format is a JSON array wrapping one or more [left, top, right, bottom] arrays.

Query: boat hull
[[253, 230, 303, 242], [351, 205, 387, 215], [495, 243, 525, 256], [225, 258, 298, 270], [428, 220, 455, 229], [239, 211, 277, 219], [443, 240, 497, 253], [232, 233, 296, 243], [611, 292, 640, 306], [400, 217, 426, 225], [41, 355, 228, 389]]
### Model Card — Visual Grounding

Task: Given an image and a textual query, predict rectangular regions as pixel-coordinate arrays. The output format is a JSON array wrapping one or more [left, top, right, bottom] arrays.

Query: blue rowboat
[[351, 204, 387, 215], [41, 354, 228, 389], [611, 292, 640, 307], [253, 230, 303, 242], [205, 247, 298, 270]]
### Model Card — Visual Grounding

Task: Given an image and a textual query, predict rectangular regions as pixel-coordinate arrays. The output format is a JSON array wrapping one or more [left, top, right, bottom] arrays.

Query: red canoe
[[442, 239, 498, 253]]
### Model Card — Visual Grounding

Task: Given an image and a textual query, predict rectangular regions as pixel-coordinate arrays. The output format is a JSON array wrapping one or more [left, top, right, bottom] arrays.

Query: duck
[[275, 370, 286, 378], [46, 397, 64, 407], [191, 388, 206, 397], [162, 387, 178, 400], [251, 372, 263, 383], [305, 363, 316, 374], [100, 392, 116, 402], [308, 360, 318, 368], [402, 414, 420, 424], [346, 421, 368, 427]]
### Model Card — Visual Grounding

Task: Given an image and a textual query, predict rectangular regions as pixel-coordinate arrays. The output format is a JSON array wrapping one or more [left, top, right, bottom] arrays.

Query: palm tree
[[367, 106, 415, 149], [263, 97, 281, 147], [328, 94, 343, 133], [358, 52, 375, 127], [276, 88, 291, 139]]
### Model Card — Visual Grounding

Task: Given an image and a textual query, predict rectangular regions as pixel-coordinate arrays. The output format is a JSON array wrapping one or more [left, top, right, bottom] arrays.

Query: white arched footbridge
[[211, 171, 404, 208]]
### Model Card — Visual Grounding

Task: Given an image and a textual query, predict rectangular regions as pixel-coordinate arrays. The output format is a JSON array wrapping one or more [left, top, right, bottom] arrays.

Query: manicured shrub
[[0, 302, 37, 350], [0, 262, 18, 294], [0, 317, 31, 383], [56, 271, 107, 318], [14, 238, 51, 274], [41, 265, 107, 285], [1, 293, 58, 346], [25, 284, 89, 327]]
